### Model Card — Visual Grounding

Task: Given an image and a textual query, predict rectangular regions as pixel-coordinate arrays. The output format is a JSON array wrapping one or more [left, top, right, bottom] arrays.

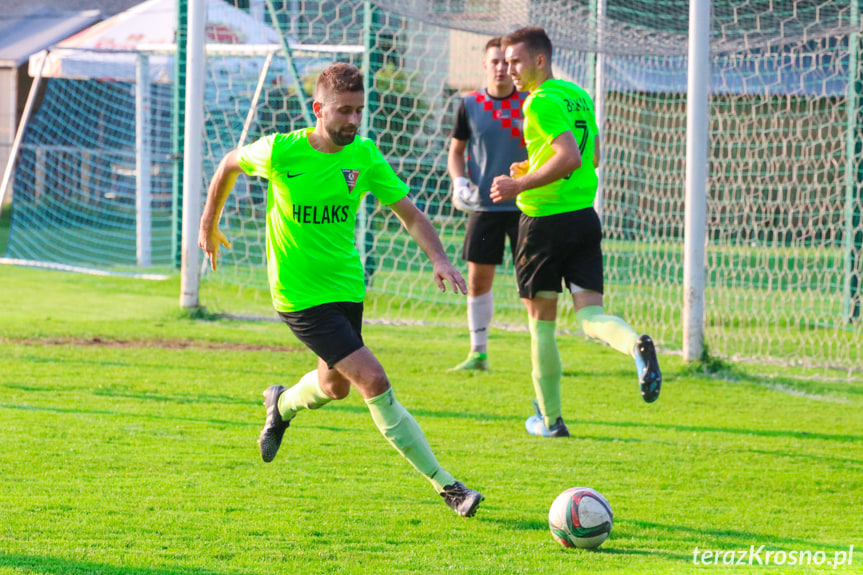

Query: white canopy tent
[[30, 0, 284, 83], [18, 0, 360, 268]]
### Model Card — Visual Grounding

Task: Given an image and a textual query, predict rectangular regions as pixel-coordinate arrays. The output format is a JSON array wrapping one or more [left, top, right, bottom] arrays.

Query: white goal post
[[176, 13, 367, 307]]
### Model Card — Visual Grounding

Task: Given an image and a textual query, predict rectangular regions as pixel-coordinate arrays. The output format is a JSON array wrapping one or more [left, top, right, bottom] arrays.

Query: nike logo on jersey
[[286, 172, 305, 178]]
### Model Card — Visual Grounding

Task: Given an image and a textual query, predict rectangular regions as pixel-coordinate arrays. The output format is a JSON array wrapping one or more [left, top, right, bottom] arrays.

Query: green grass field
[[1, 265, 862, 574], [6, 203, 860, 374]]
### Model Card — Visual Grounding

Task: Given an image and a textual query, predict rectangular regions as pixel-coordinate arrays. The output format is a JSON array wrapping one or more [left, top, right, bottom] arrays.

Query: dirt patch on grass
[[7, 336, 302, 353]]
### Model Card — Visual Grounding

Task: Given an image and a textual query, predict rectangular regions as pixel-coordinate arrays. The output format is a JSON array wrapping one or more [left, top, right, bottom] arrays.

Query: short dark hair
[[315, 62, 364, 100], [502, 26, 553, 59], [485, 36, 502, 52]]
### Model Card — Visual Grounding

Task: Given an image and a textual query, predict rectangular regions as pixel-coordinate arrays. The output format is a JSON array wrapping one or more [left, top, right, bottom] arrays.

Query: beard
[[327, 124, 358, 146]]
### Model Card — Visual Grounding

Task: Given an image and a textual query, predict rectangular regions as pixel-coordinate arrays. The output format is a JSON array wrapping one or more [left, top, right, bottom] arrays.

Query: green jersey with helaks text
[[518, 78, 599, 217], [238, 128, 409, 312]]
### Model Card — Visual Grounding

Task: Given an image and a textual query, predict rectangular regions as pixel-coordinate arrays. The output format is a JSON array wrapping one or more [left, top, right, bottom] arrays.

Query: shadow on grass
[[327, 403, 524, 423], [0, 555, 253, 575], [617, 519, 852, 551], [325, 404, 863, 442], [564, 418, 863, 443], [4, 398, 860, 444], [746, 447, 863, 467], [482, 518, 694, 563], [0, 403, 361, 437], [684, 362, 863, 398], [2, 352, 287, 378], [0, 402, 257, 427], [587, 547, 693, 562], [90, 389, 252, 405], [1, 383, 265, 409], [481, 517, 547, 531]]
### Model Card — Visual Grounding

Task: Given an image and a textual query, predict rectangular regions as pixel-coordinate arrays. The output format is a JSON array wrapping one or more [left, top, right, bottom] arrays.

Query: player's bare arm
[[447, 138, 468, 179], [448, 138, 475, 207], [593, 134, 601, 169], [388, 197, 468, 295], [198, 149, 241, 271], [490, 131, 581, 203]]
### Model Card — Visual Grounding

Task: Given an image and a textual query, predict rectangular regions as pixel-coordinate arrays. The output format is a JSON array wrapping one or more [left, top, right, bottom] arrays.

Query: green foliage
[[0, 202, 10, 256], [1, 265, 861, 574], [372, 62, 434, 158], [679, 342, 735, 376], [177, 305, 222, 322]]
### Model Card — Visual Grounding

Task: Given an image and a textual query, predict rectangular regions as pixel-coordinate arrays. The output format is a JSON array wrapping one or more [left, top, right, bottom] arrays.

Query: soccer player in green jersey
[[198, 63, 483, 517], [490, 27, 662, 438]]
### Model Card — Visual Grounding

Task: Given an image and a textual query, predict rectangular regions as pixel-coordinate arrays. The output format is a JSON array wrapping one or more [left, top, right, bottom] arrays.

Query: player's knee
[[356, 367, 390, 398], [321, 375, 351, 400], [468, 284, 493, 298]]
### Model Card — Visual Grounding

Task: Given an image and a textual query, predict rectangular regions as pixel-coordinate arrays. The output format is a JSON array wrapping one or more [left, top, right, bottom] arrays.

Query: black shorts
[[515, 208, 604, 299], [461, 210, 521, 265], [277, 301, 364, 369]]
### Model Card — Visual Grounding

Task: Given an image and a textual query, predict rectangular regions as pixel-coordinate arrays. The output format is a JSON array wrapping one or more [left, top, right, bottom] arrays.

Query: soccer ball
[[548, 487, 613, 549]]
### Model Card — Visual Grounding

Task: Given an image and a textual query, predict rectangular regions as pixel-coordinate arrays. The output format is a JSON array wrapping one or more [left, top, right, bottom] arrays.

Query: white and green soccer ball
[[548, 487, 613, 549]]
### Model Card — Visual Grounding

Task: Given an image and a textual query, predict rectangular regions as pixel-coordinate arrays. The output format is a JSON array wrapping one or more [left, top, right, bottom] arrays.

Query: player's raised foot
[[636, 334, 662, 403], [448, 351, 489, 372], [258, 385, 294, 462], [440, 481, 483, 517], [525, 402, 570, 437]]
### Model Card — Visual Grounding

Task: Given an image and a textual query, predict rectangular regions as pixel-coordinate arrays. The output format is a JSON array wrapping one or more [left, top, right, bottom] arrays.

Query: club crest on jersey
[[342, 169, 360, 193]]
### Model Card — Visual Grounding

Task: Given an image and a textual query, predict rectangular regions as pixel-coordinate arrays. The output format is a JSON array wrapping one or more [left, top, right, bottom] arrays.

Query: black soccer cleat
[[258, 385, 291, 462], [441, 481, 483, 517], [637, 334, 662, 403]]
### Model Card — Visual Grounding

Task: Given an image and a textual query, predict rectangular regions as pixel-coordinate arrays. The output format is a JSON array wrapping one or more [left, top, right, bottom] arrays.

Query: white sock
[[468, 291, 493, 353]]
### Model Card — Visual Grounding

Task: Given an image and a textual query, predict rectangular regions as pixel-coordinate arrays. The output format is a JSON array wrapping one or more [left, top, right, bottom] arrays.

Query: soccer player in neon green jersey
[[198, 63, 483, 517], [490, 27, 662, 438]]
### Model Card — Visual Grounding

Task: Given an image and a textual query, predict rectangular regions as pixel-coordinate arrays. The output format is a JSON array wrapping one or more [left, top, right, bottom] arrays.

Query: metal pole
[[843, 0, 861, 323], [136, 53, 152, 268], [180, 0, 206, 308], [264, 0, 313, 127], [592, 0, 607, 221], [172, 0, 188, 269], [238, 50, 275, 148], [0, 51, 47, 212], [357, 1, 372, 271], [683, 0, 710, 361]]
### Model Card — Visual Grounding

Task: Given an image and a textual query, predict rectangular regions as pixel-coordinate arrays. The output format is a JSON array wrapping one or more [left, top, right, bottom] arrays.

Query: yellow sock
[[366, 387, 456, 492], [277, 370, 332, 417], [529, 315, 562, 427], [575, 305, 639, 356]]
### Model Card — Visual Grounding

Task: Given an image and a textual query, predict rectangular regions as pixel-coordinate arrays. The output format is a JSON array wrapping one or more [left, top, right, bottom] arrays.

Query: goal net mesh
[[2, 0, 861, 376]]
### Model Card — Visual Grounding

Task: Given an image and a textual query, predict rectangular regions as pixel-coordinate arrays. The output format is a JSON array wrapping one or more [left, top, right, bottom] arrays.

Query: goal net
[[2, 0, 861, 377], [216, 0, 863, 375]]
